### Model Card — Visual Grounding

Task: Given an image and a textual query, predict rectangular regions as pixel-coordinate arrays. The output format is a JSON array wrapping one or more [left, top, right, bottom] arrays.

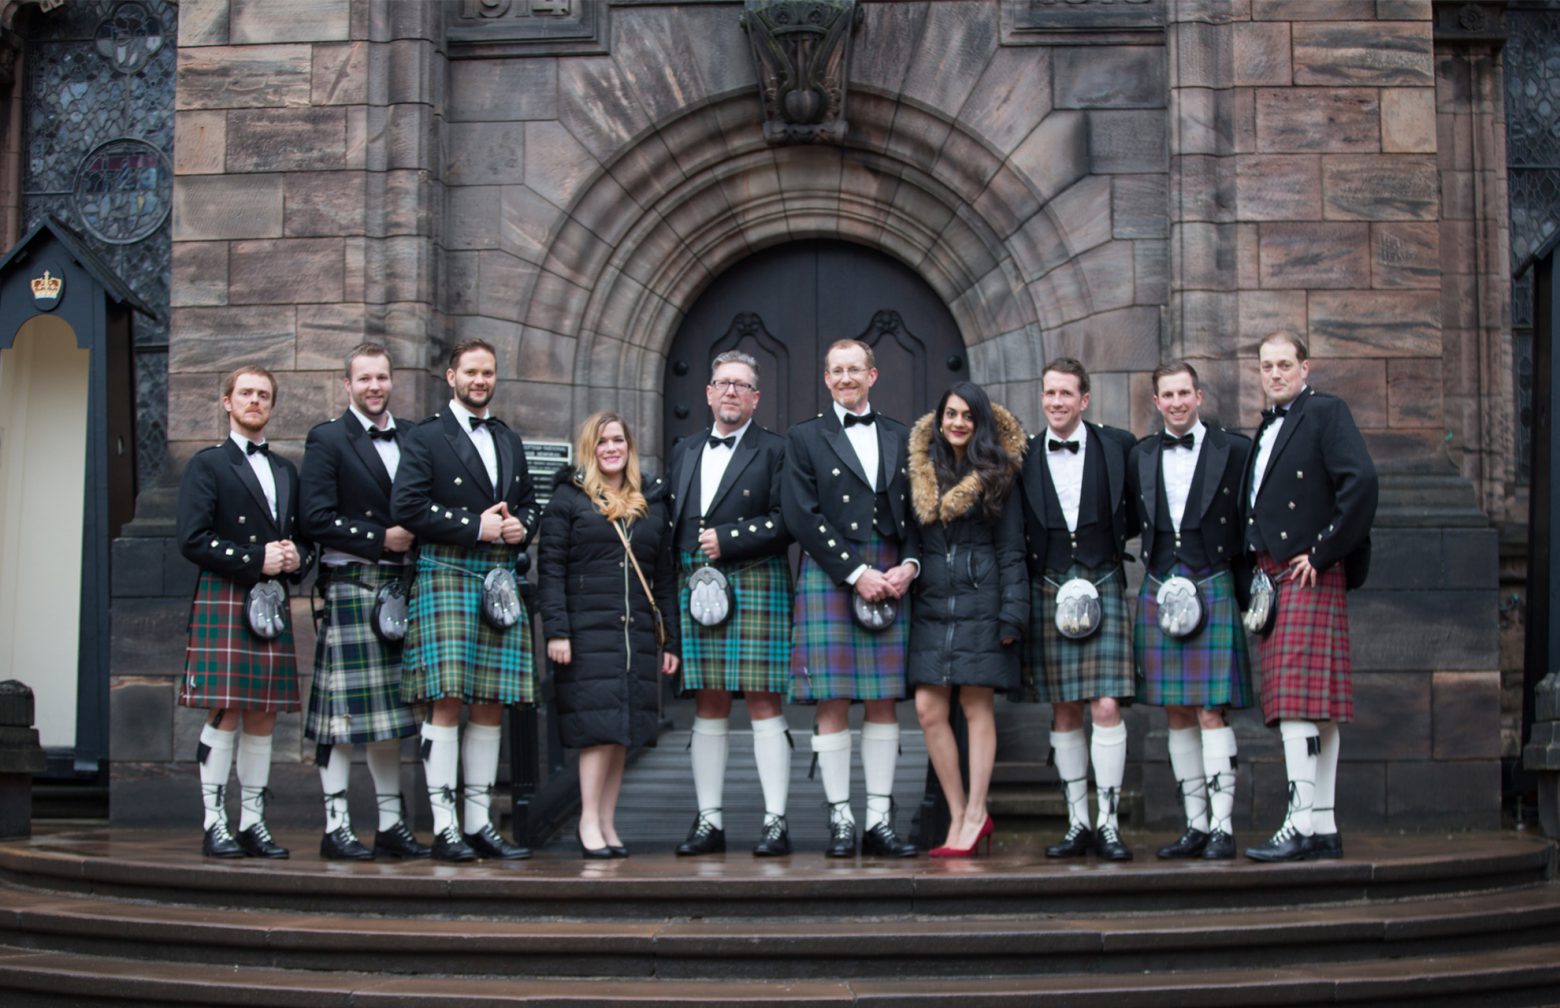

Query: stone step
[[4, 940, 1560, 1006]]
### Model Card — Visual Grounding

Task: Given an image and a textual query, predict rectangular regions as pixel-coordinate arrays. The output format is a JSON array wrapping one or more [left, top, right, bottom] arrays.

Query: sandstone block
[[1255, 88, 1379, 152], [1011, 111, 1089, 203], [293, 304, 372, 371], [1293, 22, 1433, 87], [227, 108, 347, 172], [1387, 356, 1445, 427], [311, 42, 368, 107], [174, 110, 225, 175], [479, 252, 541, 323], [1173, 221, 1239, 291], [1113, 175, 1169, 240], [1317, 357, 1388, 428], [1055, 45, 1166, 108], [1051, 174, 1114, 255], [960, 45, 1054, 156], [1235, 155, 1322, 220], [450, 57, 558, 123], [445, 122, 527, 187], [519, 327, 578, 386], [109, 678, 173, 762], [1433, 671, 1502, 760], [524, 120, 600, 212], [1381, 87, 1436, 152], [1089, 110, 1167, 173], [1308, 289, 1441, 357], [1135, 239, 1169, 306], [900, 1, 995, 118], [1259, 222, 1370, 289], [1252, 0, 1377, 19], [558, 56, 653, 163], [171, 241, 228, 308], [851, 1, 929, 99], [178, 0, 228, 46], [1237, 289, 1308, 351], [173, 174, 283, 241], [1347, 672, 1430, 760], [1233, 21, 1291, 86], [284, 171, 366, 238], [1322, 155, 1438, 220], [609, 4, 724, 127], [231, 0, 348, 44], [169, 307, 296, 373], [177, 46, 311, 111], [229, 238, 344, 304], [1047, 306, 1161, 372], [1077, 241, 1137, 314], [1173, 154, 1236, 224], [1372, 221, 1439, 288]]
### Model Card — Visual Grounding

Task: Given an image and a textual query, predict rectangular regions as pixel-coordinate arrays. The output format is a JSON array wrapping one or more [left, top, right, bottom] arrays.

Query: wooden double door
[[662, 240, 968, 448]]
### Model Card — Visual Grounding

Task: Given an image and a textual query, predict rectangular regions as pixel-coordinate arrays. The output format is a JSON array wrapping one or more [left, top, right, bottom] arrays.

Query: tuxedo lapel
[[1196, 429, 1230, 521], [270, 457, 292, 537], [674, 431, 705, 527], [494, 427, 515, 504], [345, 415, 394, 497], [823, 414, 872, 488], [709, 432, 760, 513], [226, 440, 279, 534], [1139, 440, 1161, 531], [1094, 423, 1125, 516], [441, 411, 495, 498], [877, 421, 900, 491], [1257, 388, 1311, 501]]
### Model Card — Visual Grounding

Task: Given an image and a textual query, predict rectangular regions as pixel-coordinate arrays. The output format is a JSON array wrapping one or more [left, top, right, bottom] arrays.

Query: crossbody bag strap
[[610, 517, 666, 636]]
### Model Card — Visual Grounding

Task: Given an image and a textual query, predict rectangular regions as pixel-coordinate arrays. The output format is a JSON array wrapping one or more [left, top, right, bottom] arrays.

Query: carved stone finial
[[740, 0, 863, 146]]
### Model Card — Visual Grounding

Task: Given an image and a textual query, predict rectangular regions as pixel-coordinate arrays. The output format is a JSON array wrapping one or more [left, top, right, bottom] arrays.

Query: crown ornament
[[30, 270, 61, 301]]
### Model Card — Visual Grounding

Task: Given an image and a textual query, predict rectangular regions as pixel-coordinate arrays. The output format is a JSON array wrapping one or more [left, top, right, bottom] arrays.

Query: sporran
[[1053, 577, 1102, 639], [1243, 568, 1278, 636], [687, 565, 734, 627], [1155, 574, 1205, 639], [370, 580, 409, 642], [851, 592, 898, 632], [481, 567, 522, 630], [245, 579, 288, 640]]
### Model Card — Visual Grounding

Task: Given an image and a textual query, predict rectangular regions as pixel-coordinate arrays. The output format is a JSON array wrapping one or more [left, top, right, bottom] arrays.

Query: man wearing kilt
[[1128, 361, 1253, 861], [668, 351, 796, 857], [178, 365, 312, 859], [1241, 332, 1377, 862], [1016, 357, 1139, 861], [299, 343, 430, 861], [783, 339, 921, 858], [391, 339, 537, 862]]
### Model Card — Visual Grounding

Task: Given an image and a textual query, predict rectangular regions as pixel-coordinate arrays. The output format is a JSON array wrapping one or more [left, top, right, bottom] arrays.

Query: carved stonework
[[446, 0, 608, 58], [1431, 0, 1507, 45], [1001, 0, 1164, 47], [740, 0, 862, 146]]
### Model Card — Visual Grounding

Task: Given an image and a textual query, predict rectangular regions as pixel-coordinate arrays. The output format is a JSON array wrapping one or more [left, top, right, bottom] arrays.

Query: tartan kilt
[[1255, 552, 1353, 725], [400, 543, 535, 706], [677, 550, 792, 694], [179, 571, 300, 712], [1133, 564, 1253, 709], [305, 565, 422, 744], [1015, 563, 1133, 705], [790, 537, 908, 702]]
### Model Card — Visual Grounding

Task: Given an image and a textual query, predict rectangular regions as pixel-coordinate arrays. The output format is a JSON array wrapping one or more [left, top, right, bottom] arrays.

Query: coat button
[[1280, 531, 1288, 540], [454, 477, 463, 485], [842, 494, 851, 503], [238, 515, 246, 524]]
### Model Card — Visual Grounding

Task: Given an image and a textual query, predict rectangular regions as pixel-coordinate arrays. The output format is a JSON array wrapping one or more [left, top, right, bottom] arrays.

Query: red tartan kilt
[[1255, 552, 1352, 726], [179, 571, 301, 712]]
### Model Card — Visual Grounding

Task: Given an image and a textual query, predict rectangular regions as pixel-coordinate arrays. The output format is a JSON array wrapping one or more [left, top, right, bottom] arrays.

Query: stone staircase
[[0, 829, 1556, 1005]]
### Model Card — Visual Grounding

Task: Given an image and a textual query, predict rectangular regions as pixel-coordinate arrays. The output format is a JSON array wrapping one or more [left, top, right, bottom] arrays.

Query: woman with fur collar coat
[[907, 382, 1029, 857]]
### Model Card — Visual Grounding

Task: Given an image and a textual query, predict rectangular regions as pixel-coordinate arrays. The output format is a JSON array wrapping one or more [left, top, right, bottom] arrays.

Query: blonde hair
[[575, 411, 648, 523]]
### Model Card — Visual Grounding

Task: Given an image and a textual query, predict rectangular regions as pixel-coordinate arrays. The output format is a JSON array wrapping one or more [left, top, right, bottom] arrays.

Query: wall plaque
[[446, 0, 609, 58], [1002, 0, 1164, 47]]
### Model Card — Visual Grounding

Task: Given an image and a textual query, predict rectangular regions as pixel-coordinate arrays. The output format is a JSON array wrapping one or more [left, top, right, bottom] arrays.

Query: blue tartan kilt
[[790, 537, 908, 703], [677, 550, 793, 694], [400, 543, 535, 706], [1015, 562, 1133, 705], [1132, 564, 1253, 709], [305, 565, 423, 744]]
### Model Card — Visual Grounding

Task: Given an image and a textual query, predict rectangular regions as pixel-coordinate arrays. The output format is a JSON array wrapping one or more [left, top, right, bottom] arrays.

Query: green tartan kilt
[[676, 550, 793, 694], [305, 565, 423, 744], [179, 571, 300, 712], [400, 543, 535, 705], [1015, 563, 1133, 705], [789, 538, 908, 702], [1132, 564, 1253, 709]]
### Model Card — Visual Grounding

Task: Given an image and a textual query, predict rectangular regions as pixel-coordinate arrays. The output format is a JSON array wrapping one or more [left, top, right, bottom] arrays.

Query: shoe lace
[[376, 791, 408, 824], [690, 810, 721, 837], [762, 814, 787, 837], [249, 819, 276, 844]]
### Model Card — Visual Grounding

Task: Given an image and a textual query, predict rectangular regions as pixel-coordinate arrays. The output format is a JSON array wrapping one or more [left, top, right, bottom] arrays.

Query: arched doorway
[[663, 240, 969, 445]]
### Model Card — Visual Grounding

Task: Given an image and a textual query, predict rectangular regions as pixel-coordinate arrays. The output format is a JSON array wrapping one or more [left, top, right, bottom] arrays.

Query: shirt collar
[[711, 418, 753, 446], [833, 401, 872, 426], [349, 404, 395, 432], [447, 398, 487, 427], [1048, 421, 1085, 444], [230, 431, 266, 454]]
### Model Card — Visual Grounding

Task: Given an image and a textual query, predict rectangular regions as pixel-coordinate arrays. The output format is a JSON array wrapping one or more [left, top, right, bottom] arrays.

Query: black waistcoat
[[1041, 445, 1116, 572], [1149, 450, 1214, 573]]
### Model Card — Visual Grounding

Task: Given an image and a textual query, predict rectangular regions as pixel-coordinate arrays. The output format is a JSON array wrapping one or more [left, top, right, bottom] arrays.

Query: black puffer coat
[[538, 469, 680, 748], [906, 405, 1029, 691]]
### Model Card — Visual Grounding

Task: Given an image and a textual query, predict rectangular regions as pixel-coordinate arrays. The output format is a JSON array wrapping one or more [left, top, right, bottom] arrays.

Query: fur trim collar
[[909, 403, 1027, 524]]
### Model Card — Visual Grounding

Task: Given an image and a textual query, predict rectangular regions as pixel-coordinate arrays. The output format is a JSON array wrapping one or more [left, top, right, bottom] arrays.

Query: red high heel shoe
[[929, 815, 995, 858]]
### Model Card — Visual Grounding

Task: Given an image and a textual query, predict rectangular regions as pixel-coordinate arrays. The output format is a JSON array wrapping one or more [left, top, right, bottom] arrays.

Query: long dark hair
[[932, 381, 1014, 521]]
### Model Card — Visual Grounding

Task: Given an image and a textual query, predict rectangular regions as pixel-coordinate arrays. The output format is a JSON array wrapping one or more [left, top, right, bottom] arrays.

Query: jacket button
[[238, 515, 246, 524]]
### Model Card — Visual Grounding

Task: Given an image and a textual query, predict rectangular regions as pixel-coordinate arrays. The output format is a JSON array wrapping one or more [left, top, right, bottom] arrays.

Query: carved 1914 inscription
[[447, 0, 608, 58]]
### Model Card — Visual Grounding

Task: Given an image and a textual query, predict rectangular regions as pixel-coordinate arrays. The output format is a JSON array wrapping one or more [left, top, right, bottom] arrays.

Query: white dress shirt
[[1044, 425, 1087, 532], [699, 419, 751, 518], [834, 400, 879, 491], [231, 431, 277, 521], [1161, 421, 1206, 532], [447, 397, 499, 491], [1250, 388, 1304, 507]]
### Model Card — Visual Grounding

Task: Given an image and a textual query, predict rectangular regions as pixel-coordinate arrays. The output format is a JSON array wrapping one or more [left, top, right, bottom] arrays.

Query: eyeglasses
[[711, 379, 757, 393], [827, 366, 869, 380]]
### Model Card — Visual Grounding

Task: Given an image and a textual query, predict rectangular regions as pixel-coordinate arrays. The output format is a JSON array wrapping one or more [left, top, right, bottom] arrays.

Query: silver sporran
[[371, 580, 409, 643], [687, 566, 734, 627], [851, 592, 898, 632], [481, 567, 522, 630], [245, 579, 288, 640], [1155, 575, 1204, 639], [1053, 577, 1102, 639], [1243, 568, 1278, 636]]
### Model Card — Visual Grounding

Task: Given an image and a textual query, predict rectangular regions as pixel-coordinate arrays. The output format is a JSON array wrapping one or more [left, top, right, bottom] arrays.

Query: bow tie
[[367, 426, 397, 441], [469, 415, 498, 432], [707, 434, 736, 450], [842, 411, 876, 427], [246, 441, 269, 456], [1161, 431, 1195, 450], [1260, 405, 1289, 423], [1048, 438, 1080, 454]]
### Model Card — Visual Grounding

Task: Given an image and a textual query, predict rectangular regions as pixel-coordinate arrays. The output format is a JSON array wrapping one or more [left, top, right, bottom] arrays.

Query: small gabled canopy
[[0, 215, 156, 351], [1516, 226, 1560, 281]]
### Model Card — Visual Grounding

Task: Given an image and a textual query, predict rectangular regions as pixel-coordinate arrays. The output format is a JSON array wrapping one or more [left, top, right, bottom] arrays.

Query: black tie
[[246, 441, 269, 456], [469, 415, 498, 432], [843, 411, 876, 427], [707, 434, 736, 449], [1161, 432, 1195, 450], [1048, 438, 1079, 454], [1260, 405, 1289, 423], [367, 427, 397, 441]]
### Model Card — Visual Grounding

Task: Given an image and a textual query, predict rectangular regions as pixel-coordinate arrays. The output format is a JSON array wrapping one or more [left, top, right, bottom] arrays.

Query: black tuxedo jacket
[[1129, 424, 1252, 600], [177, 437, 314, 586], [1018, 420, 1139, 575], [1240, 386, 1378, 580], [668, 424, 791, 562], [782, 408, 919, 585], [300, 411, 406, 563], [391, 409, 538, 550]]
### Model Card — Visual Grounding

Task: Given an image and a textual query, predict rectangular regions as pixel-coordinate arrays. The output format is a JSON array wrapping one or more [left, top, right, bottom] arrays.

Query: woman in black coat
[[538, 411, 680, 858], [907, 381, 1028, 857]]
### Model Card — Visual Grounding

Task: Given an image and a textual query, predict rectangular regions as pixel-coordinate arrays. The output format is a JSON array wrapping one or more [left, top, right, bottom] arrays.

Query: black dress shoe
[[463, 822, 531, 860], [320, 825, 374, 860], [675, 814, 726, 856], [753, 816, 792, 857], [608, 845, 630, 859], [577, 828, 614, 860], [824, 817, 857, 858], [1156, 827, 1209, 859], [202, 822, 245, 859], [1244, 825, 1314, 862], [1310, 832, 1343, 859], [1045, 824, 1094, 858], [861, 821, 919, 858], [374, 820, 432, 859], [1094, 824, 1133, 861], [1201, 830, 1236, 860], [431, 825, 478, 863], [236, 822, 289, 859]]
